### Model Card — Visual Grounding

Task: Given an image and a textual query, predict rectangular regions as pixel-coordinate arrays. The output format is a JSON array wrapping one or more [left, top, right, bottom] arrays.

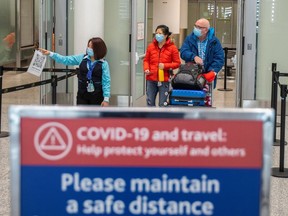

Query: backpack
[[171, 62, 206, 90]]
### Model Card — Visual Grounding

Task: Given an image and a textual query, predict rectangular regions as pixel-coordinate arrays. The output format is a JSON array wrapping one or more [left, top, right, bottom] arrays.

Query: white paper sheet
[[27, 50, 47, 77]]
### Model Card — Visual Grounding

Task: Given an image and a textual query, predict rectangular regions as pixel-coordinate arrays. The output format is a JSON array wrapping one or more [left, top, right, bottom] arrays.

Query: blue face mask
[[155, 34, 165, 43], [87, 47, 94, 57], [193, 27, 202, 37]]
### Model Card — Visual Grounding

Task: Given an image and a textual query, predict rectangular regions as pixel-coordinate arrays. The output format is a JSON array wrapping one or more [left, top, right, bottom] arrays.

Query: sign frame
[[9, 106, 274, 216]]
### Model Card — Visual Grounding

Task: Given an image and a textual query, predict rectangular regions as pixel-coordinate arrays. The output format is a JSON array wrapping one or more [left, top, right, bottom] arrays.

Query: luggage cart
[[167, 67, 214, 107]]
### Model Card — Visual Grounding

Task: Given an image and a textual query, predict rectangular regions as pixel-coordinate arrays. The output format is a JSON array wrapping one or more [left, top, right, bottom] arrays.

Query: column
[[73, 0, 104, 104]]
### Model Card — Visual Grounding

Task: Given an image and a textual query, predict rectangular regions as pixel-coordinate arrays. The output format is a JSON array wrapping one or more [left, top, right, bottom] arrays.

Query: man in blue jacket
[[180, 18, 224, 106], [181, 18, 224, 75]]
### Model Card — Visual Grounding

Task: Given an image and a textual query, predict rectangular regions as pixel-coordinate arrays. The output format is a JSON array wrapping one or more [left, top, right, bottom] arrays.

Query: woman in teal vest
[[40, 37, 110, 106]]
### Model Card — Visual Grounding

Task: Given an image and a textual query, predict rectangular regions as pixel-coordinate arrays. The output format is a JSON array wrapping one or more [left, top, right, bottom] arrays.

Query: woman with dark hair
[[39, 37, 110, 106], [143, 25, 181, 107]]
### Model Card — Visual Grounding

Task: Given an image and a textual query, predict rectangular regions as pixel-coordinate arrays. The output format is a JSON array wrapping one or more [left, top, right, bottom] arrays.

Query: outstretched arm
[[39, 48, 84, 66]]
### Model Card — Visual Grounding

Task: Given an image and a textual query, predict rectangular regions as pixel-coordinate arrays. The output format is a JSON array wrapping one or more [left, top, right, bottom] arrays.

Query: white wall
[[180, 0, 188, 29], [74, 0, 104, 54], [153, 0, 180, 34], [73, 0, 104, 104]]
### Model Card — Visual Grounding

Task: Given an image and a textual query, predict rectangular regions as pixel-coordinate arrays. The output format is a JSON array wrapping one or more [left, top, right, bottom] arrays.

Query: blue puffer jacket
[[180, 28, 224, 73]]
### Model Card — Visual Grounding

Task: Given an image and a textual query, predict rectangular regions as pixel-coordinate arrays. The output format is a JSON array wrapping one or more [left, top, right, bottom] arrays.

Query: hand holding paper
[[27, 50, 47, 77]]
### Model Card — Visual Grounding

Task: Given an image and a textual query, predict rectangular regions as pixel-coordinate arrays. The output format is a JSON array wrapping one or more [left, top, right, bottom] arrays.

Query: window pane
[[0, 0, 16, 65], [199, 2, 215, 27], [216, 2, 233, 46]]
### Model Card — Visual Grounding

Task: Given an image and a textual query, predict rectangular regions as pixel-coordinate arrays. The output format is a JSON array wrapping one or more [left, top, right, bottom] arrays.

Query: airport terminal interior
[[1, 70, 288, 216], [1, 0, 288, 215]]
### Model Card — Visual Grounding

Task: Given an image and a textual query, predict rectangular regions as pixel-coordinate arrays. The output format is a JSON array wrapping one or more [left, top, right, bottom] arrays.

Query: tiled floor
[[0, 71, 288, 215], [0, 71, 40, 216]]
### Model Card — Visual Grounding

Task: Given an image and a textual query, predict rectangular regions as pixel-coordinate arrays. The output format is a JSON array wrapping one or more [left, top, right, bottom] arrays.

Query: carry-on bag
[[171, 62, 206, 90]]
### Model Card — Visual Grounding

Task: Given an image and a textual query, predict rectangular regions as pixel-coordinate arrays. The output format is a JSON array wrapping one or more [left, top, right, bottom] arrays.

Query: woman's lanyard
[[86, 60, 97, 80]]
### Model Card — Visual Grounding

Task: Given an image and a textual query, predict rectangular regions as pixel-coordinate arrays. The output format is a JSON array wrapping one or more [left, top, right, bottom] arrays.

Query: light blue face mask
[[155, 34, 165, 43], [87, 47, 94, 57], [193, 27, 202, 37]]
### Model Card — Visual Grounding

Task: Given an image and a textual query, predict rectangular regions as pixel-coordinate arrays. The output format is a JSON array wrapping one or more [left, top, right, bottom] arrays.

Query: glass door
[[131, 0, 147, 107], [104, 0, 131, 106], [199, 1, 215, 26], [216, 2, 233, 47], [39, 0, 54, 104], [190, 0, 237, 48], [39, 0, 74, 105], [104, 0, 146, 107]]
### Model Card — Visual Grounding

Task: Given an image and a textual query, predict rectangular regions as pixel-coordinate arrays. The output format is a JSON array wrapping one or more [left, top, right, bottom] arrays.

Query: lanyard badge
[[86, 60, 96, 92], [87, 80, 95, 92]]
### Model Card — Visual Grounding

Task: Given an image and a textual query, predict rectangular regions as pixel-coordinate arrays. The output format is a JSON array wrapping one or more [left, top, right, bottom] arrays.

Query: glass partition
[[39, 0, 74, 105], [147, 0, 154, 46], [39, 0, 54, 104], [21, 0, 34, 48], [104, 0, 146, 106], [136, 57, 145, 99], [199, 1, 215, 27], [135, 0, 146, 100], [19, 0, 35, 64], [0, 0, 16, 65], [232, 1, 237, 45], [104, 0, 131, 97], [188, 0, 237, 48], [188, 1, 200, 32], [256, 0, 288, 100], [216, 2, 233, 47]]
